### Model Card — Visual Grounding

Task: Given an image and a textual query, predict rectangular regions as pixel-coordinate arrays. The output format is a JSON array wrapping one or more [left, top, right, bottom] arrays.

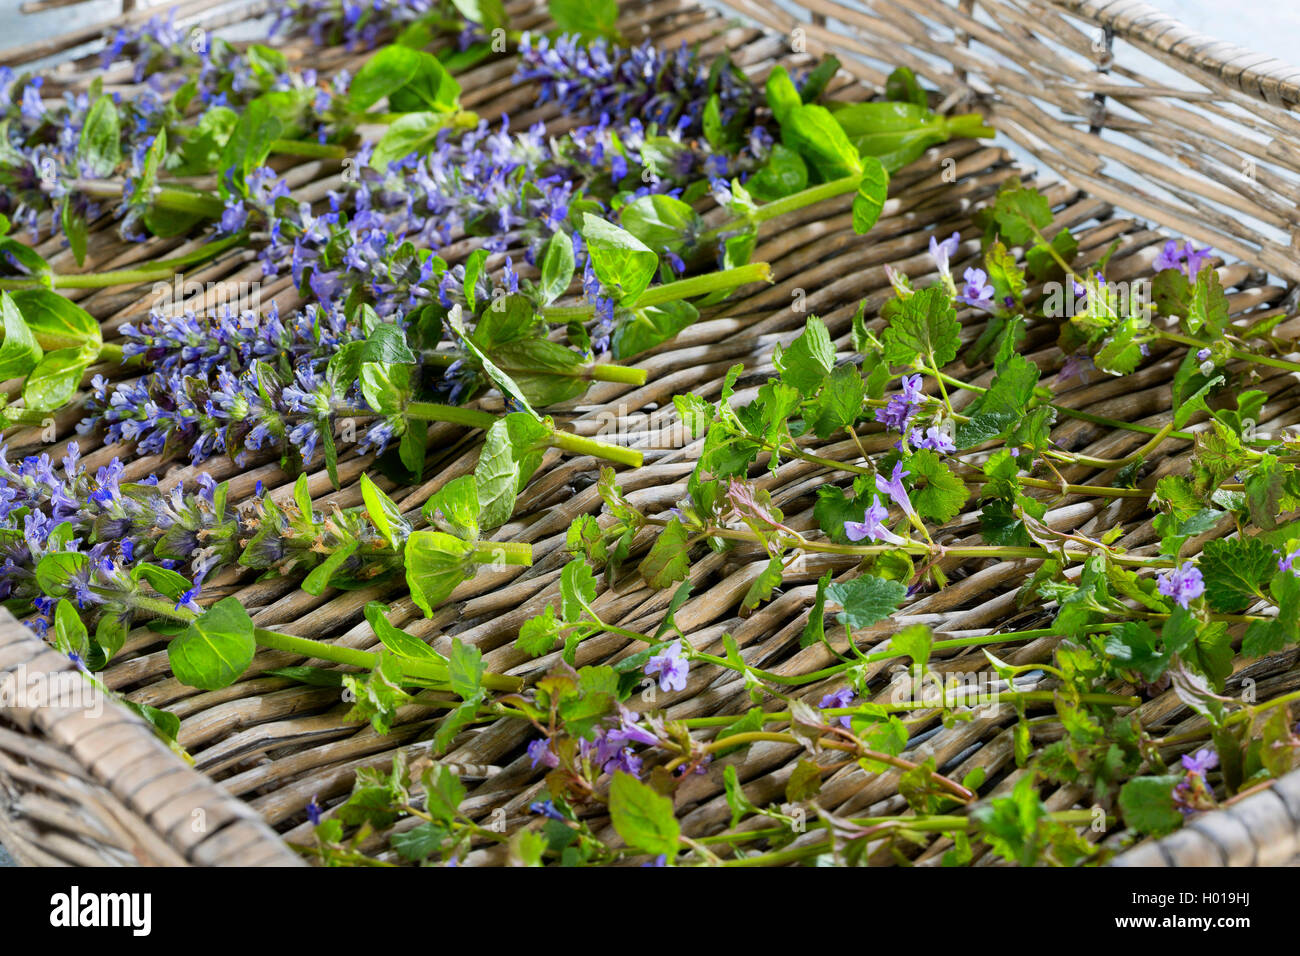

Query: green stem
[[541, 262, 773, 321], [269, 138, 349, 160], [403, 402, 643, 467], [697, 174, 861, 246], [1156, 329, 1300, 375], [469, 541, 533, 566], [0, 233, 246, 291]]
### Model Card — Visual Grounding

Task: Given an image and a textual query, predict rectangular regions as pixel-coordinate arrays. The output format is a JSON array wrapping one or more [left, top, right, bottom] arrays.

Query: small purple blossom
[[819, 687, 856, 728], [527, 738, 559, 769], [929, 231, 960, 277], [1157, 562, 1204, 609], [1180, 748, 1218, 778], [875, 461, 916, 520], [645, 640, 689, 693], [844, 494, 907, 545], [956, 267, 996, 310]]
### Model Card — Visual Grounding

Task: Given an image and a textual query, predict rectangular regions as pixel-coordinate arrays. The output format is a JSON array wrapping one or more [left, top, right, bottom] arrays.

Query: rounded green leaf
[[168, 597, 256, 691]]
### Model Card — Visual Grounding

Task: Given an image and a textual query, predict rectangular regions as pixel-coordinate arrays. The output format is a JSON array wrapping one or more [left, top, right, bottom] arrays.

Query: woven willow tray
[[2, 0, 1299, 867]]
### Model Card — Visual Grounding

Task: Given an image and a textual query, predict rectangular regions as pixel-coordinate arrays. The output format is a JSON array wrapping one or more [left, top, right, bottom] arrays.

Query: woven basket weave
[[1, 0, 1299, 867], [715, 0, 1300, 283]]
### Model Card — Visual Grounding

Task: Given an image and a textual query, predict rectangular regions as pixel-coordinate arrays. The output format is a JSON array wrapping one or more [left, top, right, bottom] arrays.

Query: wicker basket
[[2, 0, 1299, 867]]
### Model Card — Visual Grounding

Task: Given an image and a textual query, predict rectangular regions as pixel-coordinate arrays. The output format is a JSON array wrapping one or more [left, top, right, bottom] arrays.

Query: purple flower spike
[[1157, 562, 1204, 609]]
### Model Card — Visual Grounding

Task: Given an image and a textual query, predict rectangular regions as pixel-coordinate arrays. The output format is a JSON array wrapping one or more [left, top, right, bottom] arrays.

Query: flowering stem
[[1155, 329, 1300, 375], [682, 522, 1173, 568], [934, 370, 1201, 444], [685, 623, 1122, 688], [403, 401, 643, 467], [716, 810, 1101, 866], [669, 731, 975, 801], [540, 262, 773, 321]]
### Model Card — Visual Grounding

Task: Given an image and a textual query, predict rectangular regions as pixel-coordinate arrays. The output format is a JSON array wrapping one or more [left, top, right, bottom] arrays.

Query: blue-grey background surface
[[0, 0, 1293, 869]]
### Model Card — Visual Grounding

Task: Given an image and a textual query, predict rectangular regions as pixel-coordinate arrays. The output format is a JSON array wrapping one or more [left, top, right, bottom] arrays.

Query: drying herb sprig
[[2, 446, 539, 731]]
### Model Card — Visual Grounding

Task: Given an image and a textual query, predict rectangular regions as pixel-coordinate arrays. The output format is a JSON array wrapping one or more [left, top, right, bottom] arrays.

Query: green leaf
[[301, 541, 359, 595], [638, 517, 690, 588], [582, 213, 658, 304], [549, 0, 620, 39], [516, 605, 563, 657], [827, 575, 908, 630], [1200, 536, 1275, 612], [780, 103, 863, 179], [52, 599, 89, 658], [168, 597, 256, 691], [608, 771, 680, 857], [21, 347, 88, 412], [765, 66, 802, 125], [990, 181, 1052, 246], [1118, 775, 1184, 836], [775, 315, 836, 394], [359, 473, 407, 550], [611, 300, 698, 359], [560, 558, 598, 623], [450, 0, 507, 30], [891, 623, 932, 668], [7, 289, 100, 351], [76, 94, 121, 178], [905, 449, 968, 524], [371, 110, 460, 169], [882, 285, 959, 368], [351, 45, 459, 113], [404, 529, 472, 616], [800, 571, 832, 648], [619, 194, 702, 254], [364, 601, 445, 662], [0, 291, 42, 380], [1186, 265, 1229, 336], [447, 637, 484, 700], [748, 143, 807, 201], [422, 474, 479, 539], [537, 232, 575, 306], [851, 158, 889, 234]]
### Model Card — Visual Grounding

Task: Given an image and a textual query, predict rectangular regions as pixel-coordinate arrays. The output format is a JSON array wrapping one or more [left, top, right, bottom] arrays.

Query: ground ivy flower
[[819, 687, 856, 728], [645, 640, 689, 693], [907, 426, 955, 454], [957, 267, 996, 310], [929, 230, 960, 278], [1153, 238, 1213, 279], [843, 494, 907, 545], [1157, 562, 1204, 608], [876, 461, 917, 520], [527, 738, 560, 769], [1181, 748, 1218, 778], [875, 374, 924, 432]]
